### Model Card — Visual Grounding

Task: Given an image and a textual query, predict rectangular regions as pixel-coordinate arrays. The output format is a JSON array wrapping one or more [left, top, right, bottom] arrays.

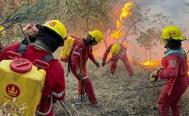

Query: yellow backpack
[[60, 36, 75, 62], [0, 58, 46, 116], [0, 44, 53, 116]]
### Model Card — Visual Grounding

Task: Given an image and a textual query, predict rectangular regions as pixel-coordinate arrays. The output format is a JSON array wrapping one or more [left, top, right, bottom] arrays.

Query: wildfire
[[110, 1, 134, 40], [140, 60, 159, 67], [120, 1, 134, 21]]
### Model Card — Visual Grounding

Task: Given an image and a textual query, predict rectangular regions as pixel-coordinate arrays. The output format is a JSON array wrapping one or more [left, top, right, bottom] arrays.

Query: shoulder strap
[[42, 54, 54, 62], [18, 44, 27, 55], [18, 43, 54, 62], [66, 41, 77, 77]]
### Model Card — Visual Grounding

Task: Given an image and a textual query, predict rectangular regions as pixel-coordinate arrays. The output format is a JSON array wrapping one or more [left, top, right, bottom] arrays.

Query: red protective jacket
[[70, 40, 97, 71], [158, 50, 189, 116], [70, 40, 98, 104], [102, 44, 133, 76], [0, 43, 65, 116], [159, 53, 189, 95]]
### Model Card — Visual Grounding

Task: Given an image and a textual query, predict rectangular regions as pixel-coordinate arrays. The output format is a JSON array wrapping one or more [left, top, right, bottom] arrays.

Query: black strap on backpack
[[18, 44, 27, 55], [66, 48, 74, 77], [18, 43, 54, 63]]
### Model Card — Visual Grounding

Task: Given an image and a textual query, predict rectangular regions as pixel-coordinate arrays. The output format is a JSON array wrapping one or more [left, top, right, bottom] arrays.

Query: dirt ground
[[54, 61, 189, 116]]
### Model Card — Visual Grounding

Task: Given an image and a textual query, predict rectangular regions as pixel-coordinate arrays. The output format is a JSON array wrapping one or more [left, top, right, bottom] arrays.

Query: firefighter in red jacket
[[101, 43, 134, 77], [150, 26, 189, 116], [70, 29, 103, 106], [0, 20, 67, 116]]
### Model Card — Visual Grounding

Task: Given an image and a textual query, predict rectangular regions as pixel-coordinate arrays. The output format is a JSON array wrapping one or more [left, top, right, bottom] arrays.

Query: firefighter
[[0, 20, 67, 116], [69, 29, 103, 106], [149, 26, 189, 116], [101, 43, 134, 77]]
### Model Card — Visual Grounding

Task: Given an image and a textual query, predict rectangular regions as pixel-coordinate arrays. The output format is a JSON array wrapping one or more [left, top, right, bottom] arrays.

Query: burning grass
[[139, 60, 160, 70]]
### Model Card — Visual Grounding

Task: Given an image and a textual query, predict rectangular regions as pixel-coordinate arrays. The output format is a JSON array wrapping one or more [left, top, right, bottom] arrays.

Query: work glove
[[52, 96, 58, 104], [149, 75, 157, 83], [149, 70, 160, 82], [101, 61, 106, 67], [94, 61, 100, 68]]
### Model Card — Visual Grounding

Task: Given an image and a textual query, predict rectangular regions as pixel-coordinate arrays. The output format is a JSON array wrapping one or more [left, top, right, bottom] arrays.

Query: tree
[[0, 0, 61, 45], [57, 0, 113, 36], [136, 28, 160, 60]]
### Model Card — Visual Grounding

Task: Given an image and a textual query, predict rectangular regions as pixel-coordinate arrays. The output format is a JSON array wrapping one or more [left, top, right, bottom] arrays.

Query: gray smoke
[[136, 0, 189, 29]]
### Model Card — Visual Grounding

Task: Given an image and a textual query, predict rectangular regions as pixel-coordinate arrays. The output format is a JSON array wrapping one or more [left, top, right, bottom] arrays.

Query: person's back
[[0, 20, 67, 116], [0, 43, 65, 115], [102, 43, 133, 76], [22, 44, 65, 115], [149, 26, 189, 116]]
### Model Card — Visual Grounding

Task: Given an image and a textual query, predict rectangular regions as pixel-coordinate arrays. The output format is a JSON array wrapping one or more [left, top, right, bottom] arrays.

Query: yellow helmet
[[0, 25, 5, 37], [43, 20, 67, 40], [88, 29, 103, 43], [111, 43, 121, 56], [161, 26, 185, 41]]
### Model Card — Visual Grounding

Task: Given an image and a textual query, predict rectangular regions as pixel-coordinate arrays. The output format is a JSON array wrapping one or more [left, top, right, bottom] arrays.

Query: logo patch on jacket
[[49, 21, 57, 27], [169, 60, 177, 67]]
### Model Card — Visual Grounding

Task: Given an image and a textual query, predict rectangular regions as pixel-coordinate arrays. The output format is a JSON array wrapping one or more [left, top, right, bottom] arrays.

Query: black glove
[[101, 61, 106, 67], [52, 95, 58, 104], [95, 61, 100, 67]]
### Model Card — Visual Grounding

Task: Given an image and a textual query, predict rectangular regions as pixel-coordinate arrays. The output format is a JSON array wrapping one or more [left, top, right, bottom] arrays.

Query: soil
[[55, 61, 189, 116]]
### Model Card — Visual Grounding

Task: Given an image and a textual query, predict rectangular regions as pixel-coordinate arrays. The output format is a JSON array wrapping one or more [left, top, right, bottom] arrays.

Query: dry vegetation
[[1, 0, 189, 116], [54, 62, 189, 116]]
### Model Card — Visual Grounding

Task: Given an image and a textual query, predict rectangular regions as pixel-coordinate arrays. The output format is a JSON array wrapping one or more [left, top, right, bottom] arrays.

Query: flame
[[140, 60, 159, 67], [110, 1, 134, 40], [120, 2, 134, 21]]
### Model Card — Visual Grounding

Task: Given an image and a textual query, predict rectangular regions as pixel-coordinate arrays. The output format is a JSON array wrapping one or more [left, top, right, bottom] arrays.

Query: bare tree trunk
[[85, 0, 90, 31], [144, 48, 147, 60], [103, 32, 108, 48], [149, 49, 152, 62], [85, 15, 89, 31], [71, 16, 77, 33]]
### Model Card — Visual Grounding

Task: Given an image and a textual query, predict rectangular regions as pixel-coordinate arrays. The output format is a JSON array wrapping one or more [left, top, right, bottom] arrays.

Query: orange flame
[[120, 2, 134, 21], [110, 1, 134, 40], [140, 60, 159, 67]]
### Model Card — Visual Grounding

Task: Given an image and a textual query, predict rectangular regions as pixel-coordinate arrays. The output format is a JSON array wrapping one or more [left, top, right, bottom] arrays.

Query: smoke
[[136, 0, 189, 29], [95, 0, 189, 63], [125, 0, 189, 62]]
